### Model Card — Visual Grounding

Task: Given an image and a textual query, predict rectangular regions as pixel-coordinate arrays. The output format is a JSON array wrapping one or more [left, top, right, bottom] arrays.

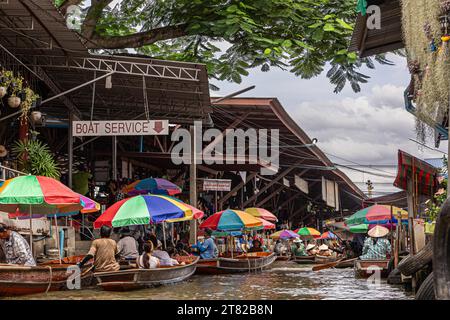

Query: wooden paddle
[[312, 258, 358, 272]]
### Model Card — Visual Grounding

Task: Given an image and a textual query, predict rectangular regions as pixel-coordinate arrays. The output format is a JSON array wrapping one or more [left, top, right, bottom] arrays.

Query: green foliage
[[60, 0, 389, 93], [424, 156, 447, 222], [12, 139, 60, 179]]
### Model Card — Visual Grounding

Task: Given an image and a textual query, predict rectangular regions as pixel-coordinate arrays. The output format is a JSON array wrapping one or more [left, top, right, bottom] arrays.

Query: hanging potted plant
[[20, 87, 39, 124], [0, 70, 13, 98], [8, 75, 23, 108]]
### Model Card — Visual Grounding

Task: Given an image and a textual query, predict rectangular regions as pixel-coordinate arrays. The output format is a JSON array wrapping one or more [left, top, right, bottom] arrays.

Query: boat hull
[[355, 259, 390, 279], [275, 255, 291, 261], [0, 256, 93, 297], [335, 260, 356, 269], [292, 256, 316, 265], [95, 256, 199, 291], [195, 252, 276, 274], [314, 255, 338, 264]]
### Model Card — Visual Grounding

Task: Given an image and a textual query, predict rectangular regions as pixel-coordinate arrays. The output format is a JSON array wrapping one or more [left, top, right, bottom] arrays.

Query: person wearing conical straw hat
[[360, 225, 391, 260]]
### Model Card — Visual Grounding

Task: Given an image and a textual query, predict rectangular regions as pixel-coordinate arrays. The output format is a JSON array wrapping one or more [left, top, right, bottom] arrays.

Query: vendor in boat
[[248, 239, 264, 253], [77, 225, 120, 272], [117, 227, 139, 261], [0, 224, 36, 266], [360, 225, 391, 261], [291, 238, 307, 257], [191, 228, 218, 259], [136, 241, 160, 269], [149, 235, 180, 266], [317, 244, 333, 257], [274, 239, 287, 255], [306, 243, 318, 256]]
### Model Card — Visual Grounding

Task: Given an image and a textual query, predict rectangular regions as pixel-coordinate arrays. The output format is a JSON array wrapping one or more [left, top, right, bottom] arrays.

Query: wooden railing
[[0, 164, 26, 182]]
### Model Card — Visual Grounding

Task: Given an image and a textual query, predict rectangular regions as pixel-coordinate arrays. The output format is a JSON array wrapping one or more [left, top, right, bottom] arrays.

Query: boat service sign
[[72, 120, 169, 136]]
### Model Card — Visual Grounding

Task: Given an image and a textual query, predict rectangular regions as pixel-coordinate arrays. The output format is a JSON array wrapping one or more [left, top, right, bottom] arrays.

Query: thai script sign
[[203, 179, 232, 191]]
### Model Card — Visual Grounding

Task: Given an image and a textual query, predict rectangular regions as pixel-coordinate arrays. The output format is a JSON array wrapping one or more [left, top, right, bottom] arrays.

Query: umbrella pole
[[162, 222, 167, 250], [55, 215, 62, 264], [29, 205, 33, 257]]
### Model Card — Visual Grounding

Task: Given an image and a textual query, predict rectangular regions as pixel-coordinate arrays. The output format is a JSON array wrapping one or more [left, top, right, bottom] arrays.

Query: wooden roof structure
[[349, 0, 403, 57], [210, 98, 366, 214], [0, 0, 211, 123]]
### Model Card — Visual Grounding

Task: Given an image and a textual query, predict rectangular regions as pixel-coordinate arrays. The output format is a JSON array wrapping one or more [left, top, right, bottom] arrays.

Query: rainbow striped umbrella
[[123, 178, 181, 196], [244, 208, 278, 222], [8, 194, 100, 219], [0, 175, 82, 214], [346, 205, 408, 225], [295, 227, 321, 238], [349, 224, 369, 234], [270, 229, 299, 240], [319, 231, 338, 240], [199, 209, 262, 231], [166, 200, 204, 223], [94, 195, 192, 229]]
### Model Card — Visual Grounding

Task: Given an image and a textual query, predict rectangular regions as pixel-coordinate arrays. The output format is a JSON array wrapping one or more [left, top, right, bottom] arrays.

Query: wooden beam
[[256, 185, 285, 207], [243, 167, 307, 207], [218, 172, 257, 206]]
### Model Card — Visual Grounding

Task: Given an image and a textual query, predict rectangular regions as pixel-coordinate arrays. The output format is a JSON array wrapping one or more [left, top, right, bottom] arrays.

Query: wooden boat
[[314, 255, 339, 264], [195, 252, 276, 274], [292, 255, 316, 265], [95, 256, 199, 291], [275, 255, 291, 261], [0, 256, 94, 297], [354, 259, 390, 279]]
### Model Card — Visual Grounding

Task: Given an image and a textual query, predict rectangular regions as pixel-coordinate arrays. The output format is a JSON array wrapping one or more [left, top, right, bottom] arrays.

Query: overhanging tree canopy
[[57, 0, 392, 93]]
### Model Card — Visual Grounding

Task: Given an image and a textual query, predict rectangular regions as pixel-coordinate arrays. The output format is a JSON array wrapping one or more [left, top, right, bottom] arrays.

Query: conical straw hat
[[368, 225, 389, 238], [319, 244, 329, 251], [306, 244, 316, 251]]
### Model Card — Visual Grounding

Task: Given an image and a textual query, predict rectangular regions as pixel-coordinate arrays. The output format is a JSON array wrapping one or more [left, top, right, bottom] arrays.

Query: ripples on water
[[6, 262, 413, 300]]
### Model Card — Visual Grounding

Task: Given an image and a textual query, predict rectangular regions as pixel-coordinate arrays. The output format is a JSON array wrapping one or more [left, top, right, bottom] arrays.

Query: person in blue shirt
[[191, 228, 218, 259]]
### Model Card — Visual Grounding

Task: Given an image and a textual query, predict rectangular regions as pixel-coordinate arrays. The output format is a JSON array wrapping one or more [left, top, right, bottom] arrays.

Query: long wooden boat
[[292, 255, 316, 265], [354, 259, 390, 279], [275, 255, 291, 261], [314, 255, 339, 264], [95, 256, 199, 291], [195, 252, 276, 274], [0, 256, 94, 297]]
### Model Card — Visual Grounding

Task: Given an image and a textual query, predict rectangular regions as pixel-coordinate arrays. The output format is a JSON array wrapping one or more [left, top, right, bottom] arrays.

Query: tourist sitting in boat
[[136, 241, 160, 269], [248, 239, 264, 253], [148, 235, 180, 266], [0, 224, 36, 266], [274, 240, 287, 255], [117, 227, 139, 261], [191, 228, 218, 259], [77, 225, 120, 272], [291, 238, 307, 257], [360, 225, 391, 261]]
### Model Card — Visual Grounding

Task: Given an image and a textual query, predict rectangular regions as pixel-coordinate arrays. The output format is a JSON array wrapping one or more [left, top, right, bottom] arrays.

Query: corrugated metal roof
[[0, 0, 211, 122]]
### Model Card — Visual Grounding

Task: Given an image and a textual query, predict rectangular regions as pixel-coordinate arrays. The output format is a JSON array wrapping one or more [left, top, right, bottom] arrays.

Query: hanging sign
[[203, 179, 232, 191], [72, 120, 169, 136], [294, 175, 309, 194]]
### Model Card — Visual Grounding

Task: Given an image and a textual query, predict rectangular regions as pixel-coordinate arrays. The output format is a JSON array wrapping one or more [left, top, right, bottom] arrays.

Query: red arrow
[[153, 121, 164, 133]]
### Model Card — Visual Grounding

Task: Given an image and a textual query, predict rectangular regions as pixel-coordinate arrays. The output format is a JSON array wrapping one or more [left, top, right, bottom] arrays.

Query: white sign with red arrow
[[72, 120, 169, 136]]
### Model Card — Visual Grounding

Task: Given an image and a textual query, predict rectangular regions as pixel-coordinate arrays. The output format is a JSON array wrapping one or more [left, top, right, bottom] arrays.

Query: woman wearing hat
[[306, 243, 318, 256], [291, 238, 307, 257], [360, 225, 391, 260]]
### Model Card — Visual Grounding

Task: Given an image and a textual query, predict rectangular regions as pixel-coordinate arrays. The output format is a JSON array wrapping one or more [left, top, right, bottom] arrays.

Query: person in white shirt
[[136, 241, 160, 269]]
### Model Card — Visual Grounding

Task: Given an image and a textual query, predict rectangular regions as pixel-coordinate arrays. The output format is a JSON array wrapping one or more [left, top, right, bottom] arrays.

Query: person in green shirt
[[291, 238, 307, 257], [72, 164, 92, 196]]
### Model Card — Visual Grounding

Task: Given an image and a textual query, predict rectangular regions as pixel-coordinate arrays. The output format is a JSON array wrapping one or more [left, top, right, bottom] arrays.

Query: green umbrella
[[349, 224, 369, 234]]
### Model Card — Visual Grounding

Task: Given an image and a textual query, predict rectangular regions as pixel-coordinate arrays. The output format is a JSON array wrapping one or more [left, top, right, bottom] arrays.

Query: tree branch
[[85, 24, 189, 49], [81, 0, 114, 40]]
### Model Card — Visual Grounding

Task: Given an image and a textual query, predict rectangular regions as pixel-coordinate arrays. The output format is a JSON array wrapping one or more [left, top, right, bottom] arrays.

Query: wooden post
[[189, 125, 197, 245], [112, 136, 117, 181], [68, 113, 73, 188]]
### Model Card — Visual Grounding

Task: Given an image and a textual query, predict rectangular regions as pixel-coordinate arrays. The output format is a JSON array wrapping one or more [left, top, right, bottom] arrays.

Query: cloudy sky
[[213, 54, 448, 168]]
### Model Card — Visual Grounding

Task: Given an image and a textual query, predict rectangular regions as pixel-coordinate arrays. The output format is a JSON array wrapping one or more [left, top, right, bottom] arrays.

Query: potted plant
[[0, 70, 13, 98], [20, 87, 39, 123], [8, 75, 23, 108]]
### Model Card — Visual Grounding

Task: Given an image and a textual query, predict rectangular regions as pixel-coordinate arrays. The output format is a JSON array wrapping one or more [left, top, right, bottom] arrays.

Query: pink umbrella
[[257, 217, 276, 230]]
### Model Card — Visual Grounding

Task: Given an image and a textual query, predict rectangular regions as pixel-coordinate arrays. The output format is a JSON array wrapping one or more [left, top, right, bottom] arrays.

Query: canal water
[[6, 262, 413, 300]]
